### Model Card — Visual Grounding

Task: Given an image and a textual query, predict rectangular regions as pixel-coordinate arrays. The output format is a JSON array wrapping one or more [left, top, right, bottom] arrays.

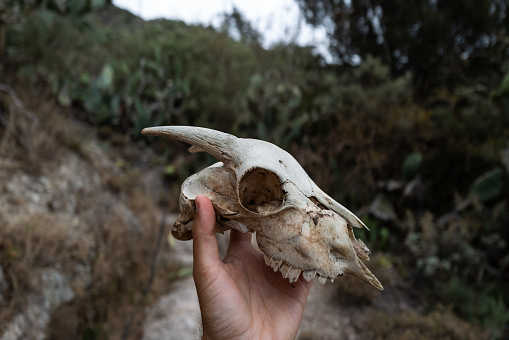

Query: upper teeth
[[263, 254, 332, 284]]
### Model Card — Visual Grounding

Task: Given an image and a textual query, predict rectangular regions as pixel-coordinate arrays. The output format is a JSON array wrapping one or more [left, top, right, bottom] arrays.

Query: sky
[[113, 0, 330, 58]]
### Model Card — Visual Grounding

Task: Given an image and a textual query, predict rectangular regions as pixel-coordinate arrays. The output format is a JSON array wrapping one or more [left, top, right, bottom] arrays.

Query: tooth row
[[263, 255, 338, 284], [263, 254, 271, 267], [280, 264, 302, 283], [263, 254, 282, 272]]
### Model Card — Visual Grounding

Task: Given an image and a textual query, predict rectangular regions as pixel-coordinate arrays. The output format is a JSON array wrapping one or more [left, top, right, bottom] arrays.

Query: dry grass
[[0, 85, 177, 339], [0, 214, 89, 320], [331, 254, 491, 339], [0, 197, 172, 339], [363, 308, 489, 340]]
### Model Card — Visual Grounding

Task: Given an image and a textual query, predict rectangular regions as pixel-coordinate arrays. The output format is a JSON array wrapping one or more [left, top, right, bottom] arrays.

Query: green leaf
[[177, 266, 193, 278], [402, 152, 423, 180], [68, 0, 88, 15], [57, 84, 71, 107], [91, 0, 109, 11], [164, 165, 176, 176], [497, 70, 509, 97], [80, 73, 91, 84], [96, 64, 114, 92], [469, 168, 503, 202]]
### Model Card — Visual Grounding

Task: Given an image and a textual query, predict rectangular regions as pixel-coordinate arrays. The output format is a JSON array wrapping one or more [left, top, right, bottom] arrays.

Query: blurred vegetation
[[297, 0, 509, 95], [1, 0, 508, 338]]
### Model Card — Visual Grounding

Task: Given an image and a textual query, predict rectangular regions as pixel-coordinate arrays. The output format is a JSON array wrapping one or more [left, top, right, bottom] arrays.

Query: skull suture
[[142, 126, 383, 290]]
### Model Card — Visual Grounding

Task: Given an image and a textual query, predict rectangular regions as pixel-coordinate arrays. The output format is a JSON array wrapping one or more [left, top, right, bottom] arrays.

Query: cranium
[[142, 126, 382, 290]]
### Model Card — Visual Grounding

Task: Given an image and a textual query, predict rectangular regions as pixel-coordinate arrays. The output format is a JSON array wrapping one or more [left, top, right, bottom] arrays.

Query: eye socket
[[239, 168, 284, 213]]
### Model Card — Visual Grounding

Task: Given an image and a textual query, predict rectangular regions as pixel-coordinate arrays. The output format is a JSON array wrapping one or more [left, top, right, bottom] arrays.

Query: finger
[[230, 229, 252, 243], [225, 229, 253, 260], [192, 195, 221, 271], [299, 275, 314, 293], [226, 229, 253, 254]]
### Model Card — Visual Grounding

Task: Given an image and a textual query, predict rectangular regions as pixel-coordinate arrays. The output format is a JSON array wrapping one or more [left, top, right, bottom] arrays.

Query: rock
[[298, 283, 362, 340], [0, 269, 74, 340], [370, 193, 397, 221], [142, 278, 201, 340], [142, 229, 231, 340], [142, 219, 200, 340]]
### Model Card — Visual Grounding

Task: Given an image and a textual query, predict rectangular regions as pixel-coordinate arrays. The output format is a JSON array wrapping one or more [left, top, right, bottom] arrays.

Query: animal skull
[[142, 126, 383, 290]]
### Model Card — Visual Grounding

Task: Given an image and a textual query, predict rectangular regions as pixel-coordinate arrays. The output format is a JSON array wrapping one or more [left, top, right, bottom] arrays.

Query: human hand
[[192, 195, 314, 340]]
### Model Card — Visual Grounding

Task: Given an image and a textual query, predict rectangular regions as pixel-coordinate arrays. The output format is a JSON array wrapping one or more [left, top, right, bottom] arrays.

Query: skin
[[192, 195, 314, 340]]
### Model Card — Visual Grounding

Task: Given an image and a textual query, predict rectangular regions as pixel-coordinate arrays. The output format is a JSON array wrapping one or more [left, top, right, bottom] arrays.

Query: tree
[[218, 7, 262, 46], [296, 0, 509, 94]]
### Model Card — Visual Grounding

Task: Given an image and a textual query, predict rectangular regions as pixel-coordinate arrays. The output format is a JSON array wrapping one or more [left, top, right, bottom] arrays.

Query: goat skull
[[142, 126, 382, 289]]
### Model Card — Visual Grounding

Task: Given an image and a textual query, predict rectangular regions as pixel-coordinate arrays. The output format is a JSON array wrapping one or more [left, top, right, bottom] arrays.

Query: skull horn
[[141, 126, 238, 165]]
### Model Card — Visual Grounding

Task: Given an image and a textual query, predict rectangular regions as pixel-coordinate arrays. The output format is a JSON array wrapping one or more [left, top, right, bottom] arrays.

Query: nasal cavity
[[239, 168, 284, 213], [330, 245, 350, 263]]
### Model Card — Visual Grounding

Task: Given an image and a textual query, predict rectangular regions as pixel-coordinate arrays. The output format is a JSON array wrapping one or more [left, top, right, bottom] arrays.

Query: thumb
[[192, 195, 221, 276]]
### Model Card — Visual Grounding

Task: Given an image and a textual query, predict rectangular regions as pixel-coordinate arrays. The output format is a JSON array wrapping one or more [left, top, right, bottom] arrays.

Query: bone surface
[[142, 126, 383, 290]]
